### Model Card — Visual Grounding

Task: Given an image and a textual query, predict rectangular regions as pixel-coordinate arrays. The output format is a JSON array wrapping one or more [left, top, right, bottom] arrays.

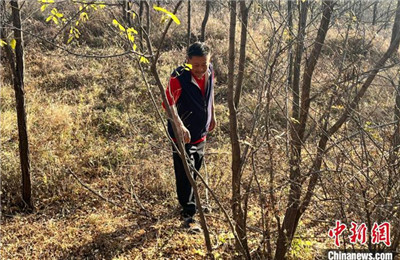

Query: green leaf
[[0, 39, 7, 47], [153, 5, 180, 25], [10, 39, 16, 50]]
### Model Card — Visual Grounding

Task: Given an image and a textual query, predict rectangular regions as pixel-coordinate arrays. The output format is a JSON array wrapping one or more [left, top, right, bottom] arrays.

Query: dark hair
[[187, 42, 210, 58]]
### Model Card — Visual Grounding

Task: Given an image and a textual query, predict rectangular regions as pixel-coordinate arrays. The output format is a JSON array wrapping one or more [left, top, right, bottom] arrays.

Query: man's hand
[[180, 125, 191, 143], [209, 117, 217, 132]]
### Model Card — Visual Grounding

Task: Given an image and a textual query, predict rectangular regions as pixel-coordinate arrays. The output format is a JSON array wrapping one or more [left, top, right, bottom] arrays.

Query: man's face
[[187, 54, 210, 79]]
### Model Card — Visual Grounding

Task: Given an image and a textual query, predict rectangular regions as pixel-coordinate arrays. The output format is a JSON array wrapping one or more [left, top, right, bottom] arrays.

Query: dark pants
[[172, 141, 205, 217]]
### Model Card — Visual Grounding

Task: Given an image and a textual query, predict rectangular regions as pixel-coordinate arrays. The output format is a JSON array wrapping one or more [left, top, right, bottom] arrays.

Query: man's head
[[187, 42, 210, 79]]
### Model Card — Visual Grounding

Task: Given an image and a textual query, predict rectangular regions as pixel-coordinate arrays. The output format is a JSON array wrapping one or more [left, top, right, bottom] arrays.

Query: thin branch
[[68, 168, 156, 220]]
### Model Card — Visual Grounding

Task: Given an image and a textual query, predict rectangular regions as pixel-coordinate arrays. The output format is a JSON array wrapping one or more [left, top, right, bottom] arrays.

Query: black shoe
[[181, 212, 195, 227], [180, 213, 202, 233]]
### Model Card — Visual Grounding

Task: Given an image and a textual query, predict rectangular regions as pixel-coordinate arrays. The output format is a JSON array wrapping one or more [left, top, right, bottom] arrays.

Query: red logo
[[328, 221, 391, 247], [328, 220, 347, 247]]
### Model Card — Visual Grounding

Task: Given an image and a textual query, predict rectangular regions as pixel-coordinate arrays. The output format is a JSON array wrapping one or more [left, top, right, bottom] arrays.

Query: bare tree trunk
[[200, 0, 211, 42], [389, 0, 400, 252], [8, 0, 33, 210], [372, 1, 378, 26], [234, 1, 251, 109], [145, 1, 150, 37], [275, 1, 334, 259], [138, 1, 144, 51], [187, 0, 191, 47], [276, 1, 308, 258], [227, 1, 250, 258], [286, 0, 294, 155]]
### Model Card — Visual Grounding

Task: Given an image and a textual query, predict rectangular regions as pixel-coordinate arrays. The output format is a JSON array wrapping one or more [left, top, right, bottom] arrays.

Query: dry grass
[[2, 2, 399, 259]]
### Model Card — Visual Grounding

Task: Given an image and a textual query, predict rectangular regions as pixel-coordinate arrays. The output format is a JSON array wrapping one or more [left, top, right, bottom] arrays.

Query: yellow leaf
[[153, 5, 180, 25], [46, 15, 52, 22], [41, 4, 48, 12], [132, 44, 137, 51], [67, 36, 74, 44], [0, 39, 7, 47], [193, 249, 205, 256], [140, 56, 149, 64], [112, 19, 125, 32], [127, 27, 138, 35], [43, 174, 48, 184], [290, 117, 300, 124], [80, 12, 88, 21], [10, 39, 16, 50], [52, 16, 59, 24]]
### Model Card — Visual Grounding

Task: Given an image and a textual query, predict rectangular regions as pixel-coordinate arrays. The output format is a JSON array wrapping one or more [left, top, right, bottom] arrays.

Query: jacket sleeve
[[162, 77, 182, 109]]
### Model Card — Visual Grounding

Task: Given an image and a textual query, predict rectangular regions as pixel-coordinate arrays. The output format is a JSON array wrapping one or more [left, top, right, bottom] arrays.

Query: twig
[[128, 174, 152, 216], [67, 168, 157, 220]]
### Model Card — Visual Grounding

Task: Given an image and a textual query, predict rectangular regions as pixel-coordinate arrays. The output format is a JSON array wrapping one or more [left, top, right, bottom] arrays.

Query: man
[[163, 42, 216, 231]]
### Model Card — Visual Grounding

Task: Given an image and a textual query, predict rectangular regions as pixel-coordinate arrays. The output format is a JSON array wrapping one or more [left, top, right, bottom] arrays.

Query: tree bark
[[275, 1, 334, 259], [372, 1, 378, 26], [389, 0, 400, 252], [276, 1, 309, 258], [200, 0, 211, 42], [10, 0, 33, 210], [187, 0, 191, 47], [227, 1, 250, 258], [233, 1, 251, 110]]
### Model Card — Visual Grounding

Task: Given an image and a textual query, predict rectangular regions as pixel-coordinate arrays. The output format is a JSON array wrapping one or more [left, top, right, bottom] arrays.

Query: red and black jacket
[[167, 64, 214, 144]]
